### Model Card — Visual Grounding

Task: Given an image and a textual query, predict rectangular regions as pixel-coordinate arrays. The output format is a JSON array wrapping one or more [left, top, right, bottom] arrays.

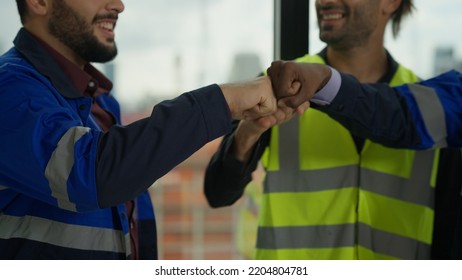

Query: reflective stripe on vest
[[257, 55, 437, 260], [407, 84, 448, 148], [0, 214, 129, 255]]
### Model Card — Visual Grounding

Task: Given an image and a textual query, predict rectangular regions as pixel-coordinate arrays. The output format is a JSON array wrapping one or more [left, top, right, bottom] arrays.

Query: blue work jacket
[[0, 29, 231, 259]]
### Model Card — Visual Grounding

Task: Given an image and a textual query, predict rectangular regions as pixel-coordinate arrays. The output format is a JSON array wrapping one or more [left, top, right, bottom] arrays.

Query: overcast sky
[[1, 0, 461, 109]]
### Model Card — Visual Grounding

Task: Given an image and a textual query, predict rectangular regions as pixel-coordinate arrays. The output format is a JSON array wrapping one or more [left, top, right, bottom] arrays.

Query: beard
[[48, 1, 118, 63], [317, 3, 376, 50], [319, 25, 373, 50]]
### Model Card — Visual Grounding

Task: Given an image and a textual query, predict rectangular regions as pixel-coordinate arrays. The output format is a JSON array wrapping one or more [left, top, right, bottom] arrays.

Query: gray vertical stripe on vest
[[0, 214, 127, 254], [278, 116, 300, 174], [361, 150, 435, 208], [0, 185, 8, 191], [45, 126, 91, 211], [256, 224, 356, 249], [358, 223, 431, 259], [408, 84, 448, 148]]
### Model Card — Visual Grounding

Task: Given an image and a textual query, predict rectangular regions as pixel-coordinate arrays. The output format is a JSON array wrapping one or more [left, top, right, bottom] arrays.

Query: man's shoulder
[[0, 48, 54, 99], [0, 48, 36, 75]]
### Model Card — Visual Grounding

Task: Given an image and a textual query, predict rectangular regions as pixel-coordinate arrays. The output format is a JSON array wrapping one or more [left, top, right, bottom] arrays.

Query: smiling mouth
[[97, 21, 115, 32], [322, 13, 343, 20]]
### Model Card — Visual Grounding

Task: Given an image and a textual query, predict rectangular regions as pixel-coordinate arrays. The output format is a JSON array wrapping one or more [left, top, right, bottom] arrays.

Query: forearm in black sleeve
[[314, 73, 422, 148], [96, 85, 232, 208], [204, 120, 270, 208]]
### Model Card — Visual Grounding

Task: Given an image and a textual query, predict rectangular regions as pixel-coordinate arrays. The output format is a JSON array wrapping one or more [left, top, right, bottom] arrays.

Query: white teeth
[[98, 22, 114, 31], [323, 14, 342, 20]]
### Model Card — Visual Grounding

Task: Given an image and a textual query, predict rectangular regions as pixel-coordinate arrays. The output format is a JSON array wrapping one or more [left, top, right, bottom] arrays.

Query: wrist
[[231, 122, 263, 162], [219, 84, 237, 118], [311, 67, 341, 106]]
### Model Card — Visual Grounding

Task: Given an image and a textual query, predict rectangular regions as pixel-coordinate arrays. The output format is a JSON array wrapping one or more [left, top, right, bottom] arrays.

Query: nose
[[107, 0, 125, 14]]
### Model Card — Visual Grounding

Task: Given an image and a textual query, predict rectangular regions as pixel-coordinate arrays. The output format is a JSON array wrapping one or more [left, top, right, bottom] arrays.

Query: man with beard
[[204, 0, 455, 259], [0, 0, 283, 259]]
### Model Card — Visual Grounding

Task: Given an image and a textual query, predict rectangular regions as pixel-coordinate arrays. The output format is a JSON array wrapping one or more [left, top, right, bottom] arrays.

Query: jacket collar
[[13, 28, 83, 99]]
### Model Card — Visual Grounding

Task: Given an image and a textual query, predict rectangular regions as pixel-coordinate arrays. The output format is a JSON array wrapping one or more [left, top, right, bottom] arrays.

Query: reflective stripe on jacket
[[395, 71, 462, 149], [256, 54, 437, 260]]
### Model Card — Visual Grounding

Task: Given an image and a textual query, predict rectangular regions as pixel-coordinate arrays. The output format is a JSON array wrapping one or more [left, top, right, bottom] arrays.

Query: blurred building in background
[[433, 46, 462, 75], [228, 53, 263, 82]]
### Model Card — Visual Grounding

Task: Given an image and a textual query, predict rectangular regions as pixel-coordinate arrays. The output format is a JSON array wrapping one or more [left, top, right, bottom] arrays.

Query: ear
[[26, 0, 51, 16], [382, 0, 401, 15]]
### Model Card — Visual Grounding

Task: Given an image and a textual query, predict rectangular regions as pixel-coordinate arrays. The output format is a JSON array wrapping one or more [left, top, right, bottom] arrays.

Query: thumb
[[296, 101, 310, 115]]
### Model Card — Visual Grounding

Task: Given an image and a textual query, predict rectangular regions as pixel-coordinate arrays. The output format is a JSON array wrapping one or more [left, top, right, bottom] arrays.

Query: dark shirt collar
[[41, 41, 113, 97], [13, 28, 112, 98], [318, 47, 398, 84]]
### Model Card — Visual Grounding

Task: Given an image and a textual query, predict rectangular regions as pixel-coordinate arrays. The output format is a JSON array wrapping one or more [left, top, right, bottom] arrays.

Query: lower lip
[[98, 27, 115, 38], [322, 16, 343, 21], [321, 17, 343, 27]]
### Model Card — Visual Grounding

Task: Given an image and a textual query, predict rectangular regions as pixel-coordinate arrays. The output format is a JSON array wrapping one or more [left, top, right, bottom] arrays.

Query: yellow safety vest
[[256, 54, 438, 260]]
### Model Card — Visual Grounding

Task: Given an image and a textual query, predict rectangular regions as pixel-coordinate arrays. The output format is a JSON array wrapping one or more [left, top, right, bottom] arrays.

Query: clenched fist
[[267, 60, 332, 109], [219, 76, 277, 120]]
